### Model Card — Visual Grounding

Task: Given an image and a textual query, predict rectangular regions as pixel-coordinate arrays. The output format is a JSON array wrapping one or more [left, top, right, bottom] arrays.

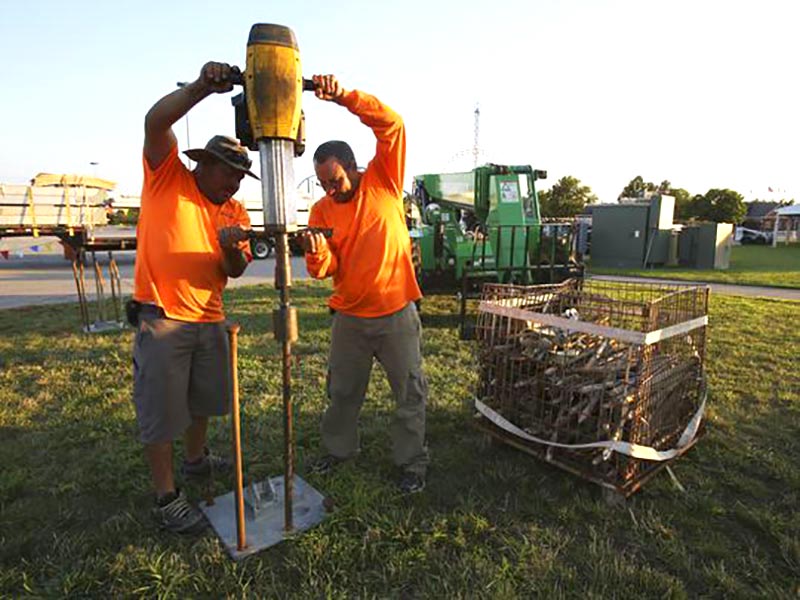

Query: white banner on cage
[[474, 395, 706, 462], [478, 301, 708, 346]]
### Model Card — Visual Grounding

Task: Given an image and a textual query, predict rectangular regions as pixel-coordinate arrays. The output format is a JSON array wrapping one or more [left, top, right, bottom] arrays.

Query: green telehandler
[[409, 163, 583, 338]]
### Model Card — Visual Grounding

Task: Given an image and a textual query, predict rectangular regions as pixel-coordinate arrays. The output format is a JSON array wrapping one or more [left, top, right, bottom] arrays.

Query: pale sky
[[1, 0, 797, 203]]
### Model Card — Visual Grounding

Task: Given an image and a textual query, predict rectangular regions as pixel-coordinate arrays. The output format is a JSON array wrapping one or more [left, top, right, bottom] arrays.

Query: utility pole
[[473, 103, 480, 168]]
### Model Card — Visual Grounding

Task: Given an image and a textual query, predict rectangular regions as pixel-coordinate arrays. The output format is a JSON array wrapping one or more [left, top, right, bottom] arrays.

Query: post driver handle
[[228, 68, 316, 92]]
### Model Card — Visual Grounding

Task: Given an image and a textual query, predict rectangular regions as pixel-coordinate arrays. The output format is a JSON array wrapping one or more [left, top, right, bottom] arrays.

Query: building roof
[[745, 201, 780, 219], [774, 204, 800, 217]]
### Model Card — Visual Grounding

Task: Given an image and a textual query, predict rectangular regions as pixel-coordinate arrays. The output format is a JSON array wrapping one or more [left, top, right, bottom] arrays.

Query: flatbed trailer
[[1, 176, 137, 331]]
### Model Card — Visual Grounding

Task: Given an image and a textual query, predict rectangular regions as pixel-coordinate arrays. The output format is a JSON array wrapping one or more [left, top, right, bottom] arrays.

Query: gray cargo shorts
[[132, 305, 232, 444]]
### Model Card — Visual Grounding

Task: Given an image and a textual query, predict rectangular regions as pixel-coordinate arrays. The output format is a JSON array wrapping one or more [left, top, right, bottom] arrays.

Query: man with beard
[[302, 75, 429, 494]]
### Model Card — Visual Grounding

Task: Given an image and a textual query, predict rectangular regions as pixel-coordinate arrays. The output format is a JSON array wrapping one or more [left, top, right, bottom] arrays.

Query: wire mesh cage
[[474, 278, 709, 496]]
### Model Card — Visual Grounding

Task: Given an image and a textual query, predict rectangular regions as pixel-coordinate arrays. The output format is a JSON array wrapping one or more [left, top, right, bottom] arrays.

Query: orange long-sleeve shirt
[[306, 90, 421, 318]]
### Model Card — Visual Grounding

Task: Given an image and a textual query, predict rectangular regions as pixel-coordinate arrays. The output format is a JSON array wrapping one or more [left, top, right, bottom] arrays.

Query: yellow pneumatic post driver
[[230, 23, 317, 533]]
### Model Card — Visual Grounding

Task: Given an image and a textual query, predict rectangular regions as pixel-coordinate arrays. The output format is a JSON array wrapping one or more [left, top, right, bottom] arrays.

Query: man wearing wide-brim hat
[[131, 61, 255, 534]]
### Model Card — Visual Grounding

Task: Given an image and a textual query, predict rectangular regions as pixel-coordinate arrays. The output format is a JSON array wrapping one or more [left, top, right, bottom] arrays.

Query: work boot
[[181, 447, 231, 480], [152, 489, 206, 534]]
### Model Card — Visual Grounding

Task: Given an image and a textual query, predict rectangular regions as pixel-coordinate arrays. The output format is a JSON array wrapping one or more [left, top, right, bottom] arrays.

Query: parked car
[[735, 227, 773, 245]]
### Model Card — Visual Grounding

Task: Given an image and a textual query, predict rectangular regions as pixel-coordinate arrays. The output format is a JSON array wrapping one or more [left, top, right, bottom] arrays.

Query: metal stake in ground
[[227, 323, 247, 551]]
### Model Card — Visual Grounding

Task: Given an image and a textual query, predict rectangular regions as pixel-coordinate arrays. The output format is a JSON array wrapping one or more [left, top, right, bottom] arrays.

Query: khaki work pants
[[322, 302, 429, 476]]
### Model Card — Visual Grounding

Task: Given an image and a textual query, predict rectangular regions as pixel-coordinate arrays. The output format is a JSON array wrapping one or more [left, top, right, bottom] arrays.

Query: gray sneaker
[[181, 448, 231, 480], [152, 490, 206, 534], [308, 454, 347, 476], [399, 471, 425, 495]]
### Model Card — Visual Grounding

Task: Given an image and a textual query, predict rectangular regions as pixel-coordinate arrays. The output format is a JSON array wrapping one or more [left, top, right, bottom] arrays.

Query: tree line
[[537, 174, 794, 224]]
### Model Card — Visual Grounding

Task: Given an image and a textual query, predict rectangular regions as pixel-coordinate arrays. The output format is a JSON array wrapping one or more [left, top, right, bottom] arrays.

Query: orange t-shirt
[[306, 90, 421, 318], [133, 146, 251, 322]]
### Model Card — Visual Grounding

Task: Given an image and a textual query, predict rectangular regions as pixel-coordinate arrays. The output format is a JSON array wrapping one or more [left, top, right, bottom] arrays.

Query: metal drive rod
[[108, 251, 121, 323], [228, 323, 247, 550], [92, 251, 106, 322], [258, 138, 297, 532], [71, 254, 90, 331], [275, 232, 294, 531]]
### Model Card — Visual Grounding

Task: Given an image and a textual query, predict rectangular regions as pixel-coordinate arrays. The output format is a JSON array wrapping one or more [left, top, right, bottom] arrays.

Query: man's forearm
[[339, 90, 405, 195], [338, 90, 403, 137], [222, 246, 248, 278], [145, 81, 211, 137]]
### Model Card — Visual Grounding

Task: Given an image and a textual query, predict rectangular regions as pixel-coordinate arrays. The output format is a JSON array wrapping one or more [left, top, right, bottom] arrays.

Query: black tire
[[251, 239, 272, 260]]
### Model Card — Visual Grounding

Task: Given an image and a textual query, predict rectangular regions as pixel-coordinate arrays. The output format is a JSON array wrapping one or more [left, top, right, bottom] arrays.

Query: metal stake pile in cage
[[474, 278, 709, 496]]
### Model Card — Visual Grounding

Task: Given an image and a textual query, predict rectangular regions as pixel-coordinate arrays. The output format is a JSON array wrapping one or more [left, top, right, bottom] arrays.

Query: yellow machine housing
[[244, 24, 303, 142]]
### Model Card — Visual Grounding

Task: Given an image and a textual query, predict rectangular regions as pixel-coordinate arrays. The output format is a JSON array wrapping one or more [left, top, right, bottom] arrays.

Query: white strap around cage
[[478, 301, 708, 345], [474, 394, 706, 462]]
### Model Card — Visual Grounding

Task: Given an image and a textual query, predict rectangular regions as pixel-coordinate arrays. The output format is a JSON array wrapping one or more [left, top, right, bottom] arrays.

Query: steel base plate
[[201, 475, 328, 560], [84, 320, 126, 333]]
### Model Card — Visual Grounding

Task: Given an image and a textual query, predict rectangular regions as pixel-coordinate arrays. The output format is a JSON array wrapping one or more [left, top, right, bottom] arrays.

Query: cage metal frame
[[474, 278, 709, 496]]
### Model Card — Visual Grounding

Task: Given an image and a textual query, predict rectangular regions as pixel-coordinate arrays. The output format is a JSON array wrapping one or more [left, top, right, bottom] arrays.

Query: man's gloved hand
[[218, 226, 249, 249]]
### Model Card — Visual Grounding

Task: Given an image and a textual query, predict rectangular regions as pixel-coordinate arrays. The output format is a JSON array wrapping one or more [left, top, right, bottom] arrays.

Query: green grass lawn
[[1, 283, 799, 597], [589, 243, 800, 288]]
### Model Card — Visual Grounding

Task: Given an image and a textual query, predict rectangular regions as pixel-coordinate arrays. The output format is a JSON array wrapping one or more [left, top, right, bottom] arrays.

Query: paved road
[[0, 252, 311, 310]]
